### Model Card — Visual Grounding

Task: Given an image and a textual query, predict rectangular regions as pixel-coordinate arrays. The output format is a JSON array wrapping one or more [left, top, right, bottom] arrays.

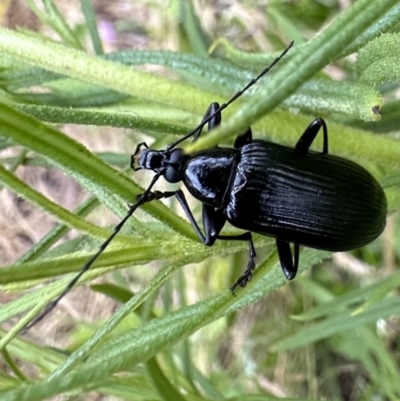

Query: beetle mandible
[[27, 42, 387, 327]]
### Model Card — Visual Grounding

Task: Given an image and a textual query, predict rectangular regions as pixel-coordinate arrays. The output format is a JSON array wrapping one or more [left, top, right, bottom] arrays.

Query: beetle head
[[132, 146, 187, 184]]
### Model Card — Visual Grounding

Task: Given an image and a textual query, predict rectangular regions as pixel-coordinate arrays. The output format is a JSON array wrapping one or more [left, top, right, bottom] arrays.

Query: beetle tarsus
[[218, 232, 257, 292], [230, 256, 256, 293]]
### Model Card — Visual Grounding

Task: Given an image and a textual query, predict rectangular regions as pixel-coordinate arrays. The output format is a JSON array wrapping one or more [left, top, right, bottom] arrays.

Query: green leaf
[[0, 163, 134, 245], [293, 273, 400, 321], [0, 101, 194, 238], [270, 296, 400, 352], [177, 0, 210, 56], [357, 33, 400, 85], [79, 0, 103, 54], [146, 357, 189, 401], [285, 79, 382, 121], [24, 0, 83, 49]]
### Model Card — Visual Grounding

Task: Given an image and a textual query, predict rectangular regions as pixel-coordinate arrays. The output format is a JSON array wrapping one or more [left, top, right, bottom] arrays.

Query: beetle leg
[[174, 190, 258, 291], [137, 189, 222, 245], [202, 204, 257, 291], [295, 118, 328, 155], [234, 127, 253, 148], [192, 102, 222, 142], [165, 190, 259, 292], [202, 204, 258, 291], [175, 190, 228, 245], [219, 232, 257, 293], [276, 240, 299, 280], [202, 204, 227, 245], [137, 188, 208, 243], [174, 189, 208, 242]]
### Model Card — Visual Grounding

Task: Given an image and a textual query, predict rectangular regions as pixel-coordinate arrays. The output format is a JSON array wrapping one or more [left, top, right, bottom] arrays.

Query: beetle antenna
[[25, 173, 161, 330], [167, 41, 294, 150]]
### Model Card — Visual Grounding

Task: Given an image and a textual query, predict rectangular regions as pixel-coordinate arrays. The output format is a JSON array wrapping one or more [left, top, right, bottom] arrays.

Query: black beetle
[[27, 42, 386, 327], [133, 107, 387, 290]]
